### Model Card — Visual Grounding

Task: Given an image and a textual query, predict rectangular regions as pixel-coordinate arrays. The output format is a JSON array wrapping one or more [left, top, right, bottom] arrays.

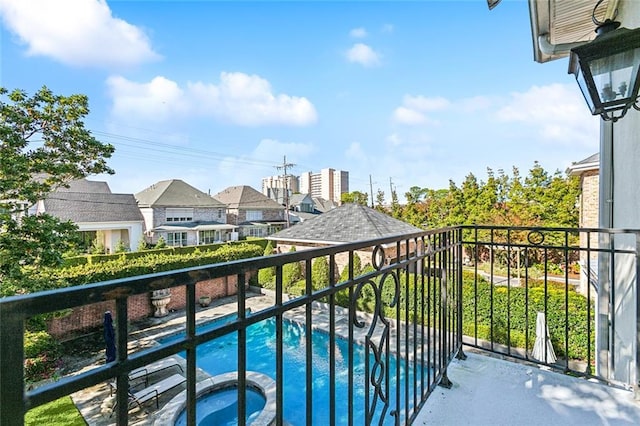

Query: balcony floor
[[415, 351, 640, 425]]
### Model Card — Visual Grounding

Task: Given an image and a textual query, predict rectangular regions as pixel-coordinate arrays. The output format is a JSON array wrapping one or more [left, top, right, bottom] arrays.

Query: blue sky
[[0, 0, 599, 201]]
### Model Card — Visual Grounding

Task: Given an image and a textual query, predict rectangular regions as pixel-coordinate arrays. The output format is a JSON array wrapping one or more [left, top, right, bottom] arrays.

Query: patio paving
[[62, 289, 640, 425]]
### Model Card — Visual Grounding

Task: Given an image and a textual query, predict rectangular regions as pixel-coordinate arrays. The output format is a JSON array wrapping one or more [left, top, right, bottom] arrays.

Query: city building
[[261, 175, 299, 205], [299, 168, 349, 204]]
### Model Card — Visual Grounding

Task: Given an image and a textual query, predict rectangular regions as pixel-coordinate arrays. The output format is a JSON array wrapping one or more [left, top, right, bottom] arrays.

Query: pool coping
[[153, 371, 277, 426]]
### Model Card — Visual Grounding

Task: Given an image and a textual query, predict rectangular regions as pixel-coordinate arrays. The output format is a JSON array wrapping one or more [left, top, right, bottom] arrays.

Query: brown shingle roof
[[135, 180, 225, 208], [212, 185, 283, 210]]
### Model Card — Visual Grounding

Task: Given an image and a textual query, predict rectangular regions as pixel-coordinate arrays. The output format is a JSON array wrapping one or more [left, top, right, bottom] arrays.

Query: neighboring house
[[568, 153, 600, 295], [311, 197, 338, 213], [287, 193, 318, 225], [33, 179, 144, 253], [525, 0, 640, 386], [212, 185, 286, 238], [135, 180, 237, 246], [268, 203, 423, 274]]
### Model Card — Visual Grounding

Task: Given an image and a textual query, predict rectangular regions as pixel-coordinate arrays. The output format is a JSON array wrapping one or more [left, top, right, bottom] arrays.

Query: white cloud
[[0, 0, 159, 68], [107, 72, 318, 126], [346, 43, 381, 67], [403, 95, 450, 112], [107, 75, 189, 122], [349, 27, 368, 38], [393, 107, 426, 125], [392, 95, 450, 125], [496, 83, 598, 145], [345, 142, 365, 159], [386, 133, 402, 147]]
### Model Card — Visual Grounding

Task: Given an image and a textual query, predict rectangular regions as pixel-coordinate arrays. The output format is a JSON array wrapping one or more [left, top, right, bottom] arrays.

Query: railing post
[[0, 308, 25, 426], [635, 232, 640, 399], [456, 227, 467, 361]]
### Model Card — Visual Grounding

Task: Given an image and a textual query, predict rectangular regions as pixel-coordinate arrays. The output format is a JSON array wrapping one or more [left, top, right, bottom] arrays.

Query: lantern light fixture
[[568, 1, 640, 122]]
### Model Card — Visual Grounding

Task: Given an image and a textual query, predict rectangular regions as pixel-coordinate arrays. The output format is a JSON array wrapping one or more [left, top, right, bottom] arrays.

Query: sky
[[0, 0, 600, 202]]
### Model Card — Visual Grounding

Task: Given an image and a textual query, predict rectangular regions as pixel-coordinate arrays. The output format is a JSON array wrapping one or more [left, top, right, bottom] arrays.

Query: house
[[525, 0, 640, 387], [33, 179, 144, 253], [268, 203, 423, 273], [135, 180, 237, 246], [212, 185, 286, 238], [568, 153, 600, 295]]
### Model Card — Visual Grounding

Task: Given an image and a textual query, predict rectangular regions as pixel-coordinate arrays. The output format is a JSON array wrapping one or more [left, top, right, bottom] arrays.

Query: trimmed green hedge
[[62, 239, 268, 267], [10, 243, 263, 294]]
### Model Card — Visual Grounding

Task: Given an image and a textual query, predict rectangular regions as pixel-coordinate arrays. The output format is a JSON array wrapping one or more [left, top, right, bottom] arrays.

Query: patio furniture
[[110, 373, 186, 414], [129, 356, 184, 386]]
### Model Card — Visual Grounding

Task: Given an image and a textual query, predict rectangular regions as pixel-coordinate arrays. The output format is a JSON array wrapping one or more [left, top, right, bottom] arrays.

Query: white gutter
[[537, 34, 587, 57]]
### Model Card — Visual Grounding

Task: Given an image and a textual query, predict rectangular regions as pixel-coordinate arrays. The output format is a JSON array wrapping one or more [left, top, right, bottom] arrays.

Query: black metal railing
[[0, 228, 464, 425], [460, 225, 640, 393]]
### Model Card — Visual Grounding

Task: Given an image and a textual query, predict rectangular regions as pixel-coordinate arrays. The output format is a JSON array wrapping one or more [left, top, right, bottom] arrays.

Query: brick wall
[[46, 274, 247, 339]]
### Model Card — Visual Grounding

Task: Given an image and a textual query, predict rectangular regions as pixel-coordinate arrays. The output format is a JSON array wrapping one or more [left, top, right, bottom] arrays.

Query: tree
[[258, 240, 275, 286], [311, 256, 330, 290], [0, 86, 114, 281], [341, 191, 369, 206]]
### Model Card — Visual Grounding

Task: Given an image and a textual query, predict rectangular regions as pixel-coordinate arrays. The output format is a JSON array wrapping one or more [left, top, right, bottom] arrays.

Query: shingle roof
[[311, 197, 338, 213], [269, 203, 422, 243], [213, 185, 283, 210], [43, 192, 144, 223], [568, 152, 599, 175], [57, 179, 111, 194], [135, 180, 225, 208]]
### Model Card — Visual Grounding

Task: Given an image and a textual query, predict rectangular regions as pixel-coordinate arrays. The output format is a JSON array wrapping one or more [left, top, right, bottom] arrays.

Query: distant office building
[[299, 168, 349, 203], [262, 175, 299, 205]]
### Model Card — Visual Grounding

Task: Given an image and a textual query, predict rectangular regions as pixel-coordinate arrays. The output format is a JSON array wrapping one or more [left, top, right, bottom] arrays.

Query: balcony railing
[[0, 228, 464, 425], [460, 225, 640, 392], [1, 225, 638, 425]]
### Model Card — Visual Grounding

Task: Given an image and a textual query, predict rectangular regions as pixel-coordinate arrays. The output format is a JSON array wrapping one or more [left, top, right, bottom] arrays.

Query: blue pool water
[[174, 387, 265, 426], [162, 316, 422, 424]]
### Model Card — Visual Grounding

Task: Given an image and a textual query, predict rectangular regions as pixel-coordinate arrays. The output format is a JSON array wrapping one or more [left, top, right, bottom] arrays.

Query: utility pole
[[369, 174, 375, 208], [276, 155, 295, 227]]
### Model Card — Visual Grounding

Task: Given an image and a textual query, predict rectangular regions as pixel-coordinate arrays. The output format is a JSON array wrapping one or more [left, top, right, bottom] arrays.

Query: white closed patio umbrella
[[532, 312, 556, 364]]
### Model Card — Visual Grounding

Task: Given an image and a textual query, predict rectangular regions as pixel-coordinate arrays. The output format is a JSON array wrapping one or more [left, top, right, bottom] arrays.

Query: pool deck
[[67, 289, 640, 425]]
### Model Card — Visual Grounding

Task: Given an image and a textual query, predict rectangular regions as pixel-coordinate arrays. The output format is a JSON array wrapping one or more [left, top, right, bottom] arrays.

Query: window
[[245, 210, 262, 221], [166, 232, 188, 246], [166, 208, 193, 222], [217, 209, 224, 219], [199, 230, 220, 244], [243, 227, 263, 238]]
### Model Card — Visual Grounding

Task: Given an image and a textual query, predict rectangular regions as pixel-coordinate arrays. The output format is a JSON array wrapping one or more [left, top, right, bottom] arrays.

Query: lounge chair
[[110, 373, 186, 413], [129, 356, 184, 386]]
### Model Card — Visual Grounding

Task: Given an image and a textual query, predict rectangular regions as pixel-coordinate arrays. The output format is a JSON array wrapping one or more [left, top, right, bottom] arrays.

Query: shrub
[[24, 330, 61, 383], [311, 256, 330, 290], [18, 243, 264, 293], [282, 247, 302, 287], [155, 236, 167, 249], [258, 241, 275, 288]]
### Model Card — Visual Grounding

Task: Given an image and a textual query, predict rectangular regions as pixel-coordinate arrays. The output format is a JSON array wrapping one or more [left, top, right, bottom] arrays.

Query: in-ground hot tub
[[154, 371, 276, 426]]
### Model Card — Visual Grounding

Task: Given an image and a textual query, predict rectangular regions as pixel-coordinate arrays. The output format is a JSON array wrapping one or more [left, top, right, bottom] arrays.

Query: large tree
[[0, 86, 114, 282], [341, 191, 369, 206]]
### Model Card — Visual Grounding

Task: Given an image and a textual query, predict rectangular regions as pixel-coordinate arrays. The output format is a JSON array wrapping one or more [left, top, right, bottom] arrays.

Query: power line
[[276, 155, 295, 227]]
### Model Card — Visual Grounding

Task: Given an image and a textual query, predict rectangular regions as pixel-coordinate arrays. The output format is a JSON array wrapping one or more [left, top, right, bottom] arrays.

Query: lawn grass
[[25, 396, 86, 426]]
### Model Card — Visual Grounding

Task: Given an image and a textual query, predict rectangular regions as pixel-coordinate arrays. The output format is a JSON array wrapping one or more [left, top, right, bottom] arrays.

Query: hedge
[[62, 239, 268, 267], [9, 243, 264, 295]]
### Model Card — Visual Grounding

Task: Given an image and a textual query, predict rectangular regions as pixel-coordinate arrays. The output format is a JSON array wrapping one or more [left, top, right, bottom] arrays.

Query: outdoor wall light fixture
[[568, 1, 640, 122]]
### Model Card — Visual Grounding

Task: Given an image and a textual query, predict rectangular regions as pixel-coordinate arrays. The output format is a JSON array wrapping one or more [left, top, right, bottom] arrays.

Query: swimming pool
[[161, 316, 421, 424]]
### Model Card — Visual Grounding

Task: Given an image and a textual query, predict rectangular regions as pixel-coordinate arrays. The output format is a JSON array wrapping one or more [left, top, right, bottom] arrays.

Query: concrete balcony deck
[[415, 351, 640, 425]]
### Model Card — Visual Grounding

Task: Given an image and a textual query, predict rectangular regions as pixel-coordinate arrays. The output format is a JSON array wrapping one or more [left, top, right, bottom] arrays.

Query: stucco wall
[[598, 0, 640, 385]]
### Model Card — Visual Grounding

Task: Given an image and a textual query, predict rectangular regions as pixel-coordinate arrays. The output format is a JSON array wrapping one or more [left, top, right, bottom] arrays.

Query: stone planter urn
[[199, 296, 211, 307], [151, 289, 171, 317]]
